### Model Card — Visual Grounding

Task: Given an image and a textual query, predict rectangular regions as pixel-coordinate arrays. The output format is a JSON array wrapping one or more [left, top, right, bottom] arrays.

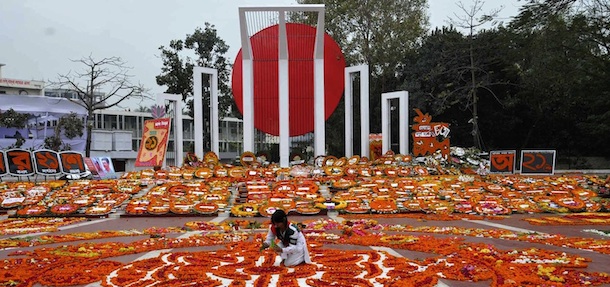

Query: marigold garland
[[0, 227, 609, 287]]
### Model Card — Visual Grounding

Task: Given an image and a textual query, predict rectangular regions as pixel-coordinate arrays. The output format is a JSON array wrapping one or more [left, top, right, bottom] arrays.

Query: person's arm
[[261, 227, 275, 250]]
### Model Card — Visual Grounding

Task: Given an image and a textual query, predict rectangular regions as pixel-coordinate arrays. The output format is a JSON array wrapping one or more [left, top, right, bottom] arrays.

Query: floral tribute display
[[2, 151, 609, 218], [0, 216, 609, 286], [0, 217, 86, 235], [0, 151, 609, 286], [0, 224, 609, 287], [411, 108, 450, 158], [524, 213, 610, 225]]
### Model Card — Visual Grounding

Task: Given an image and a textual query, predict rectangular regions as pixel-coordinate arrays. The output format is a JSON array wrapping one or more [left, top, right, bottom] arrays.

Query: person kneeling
[[260, 209, 311, 266]]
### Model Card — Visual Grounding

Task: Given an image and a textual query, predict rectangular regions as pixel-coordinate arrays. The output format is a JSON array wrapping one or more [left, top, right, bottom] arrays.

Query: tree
[[509, 0, 610, 156], [156, 23, 235, 151], [0, 108, 30, 148], [51, 56, 145, 157], [0, 108, 29, 129], [136, 105, 151, 113], [447, 0, 502, 150], [400, 0, 518, 151], [295, 0, 429, 155], [44, 112, 84, 151]]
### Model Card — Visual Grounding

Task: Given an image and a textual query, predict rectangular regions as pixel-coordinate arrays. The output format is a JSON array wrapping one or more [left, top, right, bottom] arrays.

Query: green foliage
[[296, 0, 429, 154], [44, 136, 62, 151], [156, 23, 235, 118], [0, 108, 30, 128], [58, 112, 84, 139], [506, 0, 610, 155], [43, 112, 84, 151], [296, 0, 428, 70], [156, 23, 235, 151], [0, 108, 31, 148]]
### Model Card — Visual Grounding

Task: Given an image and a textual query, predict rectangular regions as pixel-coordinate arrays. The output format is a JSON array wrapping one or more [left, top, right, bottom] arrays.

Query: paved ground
[[1, 211, 609, 287], [2, 170, 609, 286]]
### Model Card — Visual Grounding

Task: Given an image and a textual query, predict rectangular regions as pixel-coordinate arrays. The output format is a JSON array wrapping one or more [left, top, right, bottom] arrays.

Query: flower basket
[[50, 203, 80, 216], [231, 203, 259, 217], [16, 205, 48, 217], [258, 205, 285, 217], [295, 205, 321, 215], [370, 198, 398, 214], [193, 202, 219, 215], [147, 204, 170, 215], [84, 205, 113, 216]]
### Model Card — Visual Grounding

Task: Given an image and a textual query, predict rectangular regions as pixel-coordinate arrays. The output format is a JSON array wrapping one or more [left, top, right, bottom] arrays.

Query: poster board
[[520, 150, 556, 175], [0, 151, 6, 177], [135, 118, 171, 167], [33, 150, 62, 176], [6, 149, 35, 176], [59, 151, 87, 175], [489, 150, 516, 174], [90, 156, 117, 179], [83, 157, 101, 180]]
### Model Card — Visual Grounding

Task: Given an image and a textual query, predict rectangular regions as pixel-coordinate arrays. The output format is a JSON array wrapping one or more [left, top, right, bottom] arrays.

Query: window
[[125, 116, 137, 131], [229, 122, 238, 138]]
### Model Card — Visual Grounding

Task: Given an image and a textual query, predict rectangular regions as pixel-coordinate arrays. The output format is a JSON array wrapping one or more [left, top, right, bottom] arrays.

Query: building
[[45, 88, 105, 107], [0, 70, 246, 171], [0, 64, 44, 96], [1, 67, 318, 170], [88, 109, 244, 171]]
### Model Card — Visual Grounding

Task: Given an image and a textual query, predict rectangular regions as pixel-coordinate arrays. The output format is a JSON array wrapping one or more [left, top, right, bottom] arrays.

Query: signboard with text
[[0, 151, 7, 177], [135, 118, 171, 167], [411, 109, 450, 158], [33, 150, 62, 176], [489, 150, 516, 174], [6, 149, 35, 176], [520, 150, 556, 175], [59, 151, 87, 175]]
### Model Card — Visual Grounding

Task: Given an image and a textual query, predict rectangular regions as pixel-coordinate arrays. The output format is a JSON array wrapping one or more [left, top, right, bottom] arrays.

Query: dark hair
[[102, 158, 110, 163], [271, 209, 287, 224]]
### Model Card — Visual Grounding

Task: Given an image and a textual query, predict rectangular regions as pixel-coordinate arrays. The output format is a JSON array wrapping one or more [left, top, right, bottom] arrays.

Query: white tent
[[27, 114, 58, 125], [0, 94, 88, 150], [0, 94, 87, 116]]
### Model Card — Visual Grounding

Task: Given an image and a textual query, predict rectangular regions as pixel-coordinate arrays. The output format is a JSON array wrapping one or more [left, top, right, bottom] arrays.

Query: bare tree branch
[[48, 55, 147, 156]]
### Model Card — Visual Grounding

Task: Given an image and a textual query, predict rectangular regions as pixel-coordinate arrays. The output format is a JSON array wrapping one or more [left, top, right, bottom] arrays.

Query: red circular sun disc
[[232, 23, 346, 136]]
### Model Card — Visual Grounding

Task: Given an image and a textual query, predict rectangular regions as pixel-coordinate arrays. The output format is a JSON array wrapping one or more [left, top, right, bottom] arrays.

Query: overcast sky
[[0, 0, 523, 109]]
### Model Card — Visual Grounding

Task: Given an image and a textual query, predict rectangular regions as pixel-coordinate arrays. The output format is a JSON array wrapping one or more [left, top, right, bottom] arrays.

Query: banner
[[0, 151, 7, 176], [369, 134, 383, 161], [90, 156, 117, 179], [6, 149, 35, 176], [83, 157, 101, 179], [59, 151, 87, 175], [489, 150, 516, 174], [520, 150, 556, 175], [33, 150, 62, 176], [135, 118, 171, 167]]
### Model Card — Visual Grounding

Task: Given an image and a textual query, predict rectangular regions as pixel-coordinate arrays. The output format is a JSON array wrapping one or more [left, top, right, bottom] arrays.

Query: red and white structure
[[238, 5, 326, 167]]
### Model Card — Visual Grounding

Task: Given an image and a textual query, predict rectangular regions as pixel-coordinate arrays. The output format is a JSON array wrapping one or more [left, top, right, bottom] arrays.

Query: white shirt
[[264, 223, 311, 266]]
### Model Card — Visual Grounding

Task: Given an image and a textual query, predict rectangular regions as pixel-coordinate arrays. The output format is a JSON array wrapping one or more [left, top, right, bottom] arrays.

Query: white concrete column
[[156, 93, 183, 166], [381, 91, 409, 155], [344, 65, 369, 157]]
